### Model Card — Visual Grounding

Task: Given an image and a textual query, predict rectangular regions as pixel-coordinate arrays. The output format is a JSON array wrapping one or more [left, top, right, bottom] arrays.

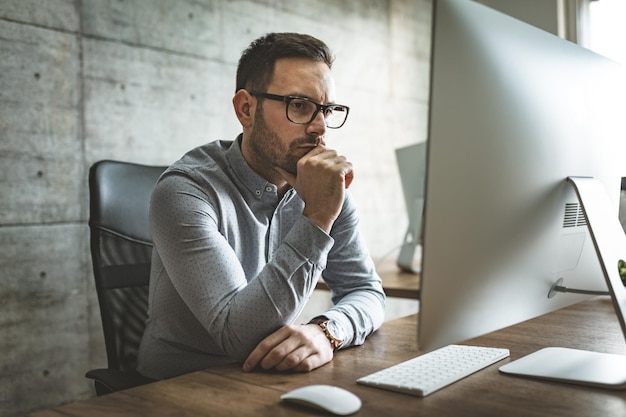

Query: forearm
[[152, 183, 334, 360], [317, 195, 387, 347], [323, 288, 386, 348], [214, 224, 333, 358]]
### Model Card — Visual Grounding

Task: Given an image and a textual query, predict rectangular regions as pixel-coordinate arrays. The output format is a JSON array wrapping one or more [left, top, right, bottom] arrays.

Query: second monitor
[[395, 142, 427, 274]]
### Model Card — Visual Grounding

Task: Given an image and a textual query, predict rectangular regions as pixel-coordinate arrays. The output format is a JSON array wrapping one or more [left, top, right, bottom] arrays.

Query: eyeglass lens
[[286, 98, 348, 128]]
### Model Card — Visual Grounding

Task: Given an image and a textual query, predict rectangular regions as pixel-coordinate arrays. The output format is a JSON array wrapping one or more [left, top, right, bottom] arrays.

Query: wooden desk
[[316, 258, 421, 299], [25, 297, 626, 417]]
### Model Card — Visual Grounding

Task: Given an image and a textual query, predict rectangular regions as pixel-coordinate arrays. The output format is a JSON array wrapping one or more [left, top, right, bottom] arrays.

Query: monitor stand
[[499, 176, 626, 389], [397, 196, 424, 274]]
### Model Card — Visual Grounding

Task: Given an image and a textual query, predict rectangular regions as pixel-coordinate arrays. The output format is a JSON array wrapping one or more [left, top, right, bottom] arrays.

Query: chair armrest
[[85, 368, 155, 396]]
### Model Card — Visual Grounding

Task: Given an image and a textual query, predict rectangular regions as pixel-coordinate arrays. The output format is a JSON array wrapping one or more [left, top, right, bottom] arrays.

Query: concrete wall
[[0, 1, 431, 415]]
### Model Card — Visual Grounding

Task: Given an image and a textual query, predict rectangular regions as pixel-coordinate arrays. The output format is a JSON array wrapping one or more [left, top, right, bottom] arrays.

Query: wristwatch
[[309, 316, 345, 350]]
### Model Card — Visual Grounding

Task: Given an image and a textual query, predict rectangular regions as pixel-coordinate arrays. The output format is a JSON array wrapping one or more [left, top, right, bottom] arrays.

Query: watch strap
[[308, 316, 342, 350]]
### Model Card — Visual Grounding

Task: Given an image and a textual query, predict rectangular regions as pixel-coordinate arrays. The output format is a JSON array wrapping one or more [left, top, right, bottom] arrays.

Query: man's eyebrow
[[287, 92, 336, 105]]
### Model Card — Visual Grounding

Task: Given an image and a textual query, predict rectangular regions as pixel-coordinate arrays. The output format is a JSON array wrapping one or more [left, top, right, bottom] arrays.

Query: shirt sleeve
[[149, 172, 336, 361], [320, 192, 387, 348]]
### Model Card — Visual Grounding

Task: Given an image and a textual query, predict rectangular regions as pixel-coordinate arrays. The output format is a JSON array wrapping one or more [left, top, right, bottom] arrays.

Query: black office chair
[[85, 160, 167, 395]]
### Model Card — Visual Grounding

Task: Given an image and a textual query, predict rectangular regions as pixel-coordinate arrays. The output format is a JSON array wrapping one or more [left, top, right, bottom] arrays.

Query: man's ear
[[233, 89, 255, 128]]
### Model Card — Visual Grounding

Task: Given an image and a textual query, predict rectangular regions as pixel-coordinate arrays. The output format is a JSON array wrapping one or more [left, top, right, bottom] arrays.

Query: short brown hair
[[235, 32, 334, 93]]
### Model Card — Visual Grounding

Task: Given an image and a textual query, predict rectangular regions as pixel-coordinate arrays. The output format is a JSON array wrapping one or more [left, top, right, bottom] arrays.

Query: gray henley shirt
[[137, 137, 386, 379]]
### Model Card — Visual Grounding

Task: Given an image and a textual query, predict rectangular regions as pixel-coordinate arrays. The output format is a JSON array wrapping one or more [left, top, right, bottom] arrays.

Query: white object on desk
[[357, 344, 510, 397], [500, 347, 626, 389], [281, 384, 362, 416]]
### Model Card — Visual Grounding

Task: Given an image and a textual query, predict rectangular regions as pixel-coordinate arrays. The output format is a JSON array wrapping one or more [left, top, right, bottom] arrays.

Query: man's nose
[[306, 109, 328, 138]]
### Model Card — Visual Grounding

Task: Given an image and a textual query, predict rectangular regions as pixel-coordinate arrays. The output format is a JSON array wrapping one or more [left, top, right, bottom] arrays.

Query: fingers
[[272, 344, 315, 372], [288, 147, 353, 231], [280, 145, 354, 190], [304, 146, 352, 176], [344, 169, 354, 189], [242, 325, 333, 373], [242, 327, 291, 372], [310, 147, 353, 189]]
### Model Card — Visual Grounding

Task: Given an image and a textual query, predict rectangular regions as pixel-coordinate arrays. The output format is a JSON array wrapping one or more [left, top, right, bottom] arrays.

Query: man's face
[[248, 58, 336, 177]]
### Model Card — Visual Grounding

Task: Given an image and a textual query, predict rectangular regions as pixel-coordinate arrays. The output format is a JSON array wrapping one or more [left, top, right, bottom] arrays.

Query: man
[[137, 32, 386, 380]]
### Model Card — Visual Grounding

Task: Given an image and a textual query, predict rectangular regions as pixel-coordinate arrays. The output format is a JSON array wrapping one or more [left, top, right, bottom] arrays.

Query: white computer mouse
[[280, 384, 362, 415]]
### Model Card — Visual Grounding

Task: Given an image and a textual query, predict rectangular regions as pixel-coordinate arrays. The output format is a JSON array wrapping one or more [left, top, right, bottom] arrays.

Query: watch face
[[327, 320, 345, 342]]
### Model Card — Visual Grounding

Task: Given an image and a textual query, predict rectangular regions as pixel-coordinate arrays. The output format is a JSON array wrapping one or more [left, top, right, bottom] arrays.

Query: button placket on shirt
[[266, 186, 295, 261]]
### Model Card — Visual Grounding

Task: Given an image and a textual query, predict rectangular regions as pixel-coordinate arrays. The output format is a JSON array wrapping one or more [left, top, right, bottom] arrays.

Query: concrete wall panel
[[81, 0, 223, 58], [0, 21, 82, 226], [82, 38, 238, 166], [0, 224, 92, 416], [0, 0, 79, 31]]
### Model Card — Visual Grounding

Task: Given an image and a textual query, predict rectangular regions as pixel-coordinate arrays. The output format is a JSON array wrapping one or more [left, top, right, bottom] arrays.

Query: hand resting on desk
[[243, 323, 333, 372]]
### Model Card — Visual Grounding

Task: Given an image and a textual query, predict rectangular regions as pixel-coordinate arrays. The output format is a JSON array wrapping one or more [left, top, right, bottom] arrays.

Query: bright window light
[[588, 0, 626, 64]]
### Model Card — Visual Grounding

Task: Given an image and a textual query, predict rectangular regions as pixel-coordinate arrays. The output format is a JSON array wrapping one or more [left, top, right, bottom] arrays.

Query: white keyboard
[[357, 344, 510, 397]]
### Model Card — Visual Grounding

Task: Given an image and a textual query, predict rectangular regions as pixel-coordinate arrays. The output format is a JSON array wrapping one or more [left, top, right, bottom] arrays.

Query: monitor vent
[[563, 203, 587, 228]]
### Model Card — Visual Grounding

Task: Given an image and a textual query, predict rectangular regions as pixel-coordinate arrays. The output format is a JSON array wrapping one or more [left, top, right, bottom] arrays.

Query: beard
[[249, 106, 319, 176]]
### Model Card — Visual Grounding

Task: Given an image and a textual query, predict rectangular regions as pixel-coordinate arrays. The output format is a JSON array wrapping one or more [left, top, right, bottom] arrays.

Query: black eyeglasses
[[250, 92, 350, 129]]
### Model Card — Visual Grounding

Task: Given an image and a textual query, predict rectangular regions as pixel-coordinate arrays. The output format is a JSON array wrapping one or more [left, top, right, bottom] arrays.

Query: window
[[587, 0, 626, 64]]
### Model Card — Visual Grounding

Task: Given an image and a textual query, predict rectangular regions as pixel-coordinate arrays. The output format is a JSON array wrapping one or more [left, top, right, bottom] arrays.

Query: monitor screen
[[419, 0, 626, 366]]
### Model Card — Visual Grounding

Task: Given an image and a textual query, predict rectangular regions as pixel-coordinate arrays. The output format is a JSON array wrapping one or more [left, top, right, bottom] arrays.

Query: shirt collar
[[226, 134, 280, 200]]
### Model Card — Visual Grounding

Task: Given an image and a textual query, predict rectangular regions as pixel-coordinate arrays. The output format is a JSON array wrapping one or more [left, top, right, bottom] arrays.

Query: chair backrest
[[88, 160, 167, 372]]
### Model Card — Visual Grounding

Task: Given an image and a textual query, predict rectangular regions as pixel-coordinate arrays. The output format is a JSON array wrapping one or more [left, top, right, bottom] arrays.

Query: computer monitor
[[419, 0, 626, 387], [395, 142, 427, 273]]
